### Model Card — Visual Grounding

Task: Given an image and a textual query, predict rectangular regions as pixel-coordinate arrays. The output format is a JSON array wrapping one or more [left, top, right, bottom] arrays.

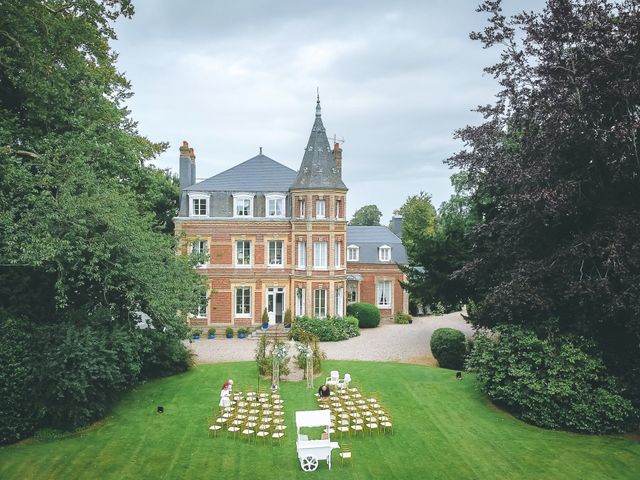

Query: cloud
[[113, 0, 546, 222]]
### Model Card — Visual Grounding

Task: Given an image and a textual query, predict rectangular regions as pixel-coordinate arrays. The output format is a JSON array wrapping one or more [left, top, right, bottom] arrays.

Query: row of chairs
[[208, 388, 286, 446], [317, 385, 394, 437]]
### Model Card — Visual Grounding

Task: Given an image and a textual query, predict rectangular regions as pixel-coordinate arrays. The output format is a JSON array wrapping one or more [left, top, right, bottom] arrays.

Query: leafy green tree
[[399, 174, 480, 311], [349, 204, 383, 226], [393, 191, 437, 261], [0, 0, 203, 442], [449, 0, 640, 409]]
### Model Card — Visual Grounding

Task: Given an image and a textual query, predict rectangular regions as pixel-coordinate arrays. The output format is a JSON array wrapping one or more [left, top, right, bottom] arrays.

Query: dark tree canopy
[[0, 0, 202, 442], [349, 204, 383, 226], [449, 0, 640, 406]]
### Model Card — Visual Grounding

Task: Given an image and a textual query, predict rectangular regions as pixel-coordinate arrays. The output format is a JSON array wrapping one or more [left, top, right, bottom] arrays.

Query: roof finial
[[315, 87, 321, 117], [259, 146, 263, 155]]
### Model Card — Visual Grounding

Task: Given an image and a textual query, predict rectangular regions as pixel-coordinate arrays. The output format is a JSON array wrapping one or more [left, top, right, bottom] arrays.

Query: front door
[[267, 287, 285, 324]]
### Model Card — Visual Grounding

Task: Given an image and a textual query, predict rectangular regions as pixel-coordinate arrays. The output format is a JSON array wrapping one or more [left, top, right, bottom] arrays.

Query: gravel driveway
[[188, 312, 474, 366]]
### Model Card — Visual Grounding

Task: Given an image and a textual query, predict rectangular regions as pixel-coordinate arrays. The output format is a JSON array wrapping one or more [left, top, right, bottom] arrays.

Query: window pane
[[269, 240, 283, 265], [316, 199, 325, 217], [314, 289, 326, 317], [236, 241, 250, 265], [314, 241, 327, 267], [297, 241, 306, 268], [335, 241, 341, 267]]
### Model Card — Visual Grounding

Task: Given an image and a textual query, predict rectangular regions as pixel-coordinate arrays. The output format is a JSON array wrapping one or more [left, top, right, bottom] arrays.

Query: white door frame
[[266, 287, 285, 325]]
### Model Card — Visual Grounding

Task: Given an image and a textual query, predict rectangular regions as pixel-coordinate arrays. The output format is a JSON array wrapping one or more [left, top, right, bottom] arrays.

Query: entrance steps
[[249, 324, 291, 341]]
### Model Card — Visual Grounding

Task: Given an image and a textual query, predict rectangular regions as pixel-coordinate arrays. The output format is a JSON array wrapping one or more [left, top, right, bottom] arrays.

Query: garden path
[[188, 311, 473, 366]]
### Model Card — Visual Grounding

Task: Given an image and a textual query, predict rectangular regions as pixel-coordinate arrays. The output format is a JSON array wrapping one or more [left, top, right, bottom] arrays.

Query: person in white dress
[[219, 384, 231, 408]]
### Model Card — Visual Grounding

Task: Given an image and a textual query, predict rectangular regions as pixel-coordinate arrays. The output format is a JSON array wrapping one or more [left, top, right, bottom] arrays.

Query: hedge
[[346, 303, 380, 328], [466, 326, 638, 434], [289, 316, 360, 342], [430, 328, 467, 370]]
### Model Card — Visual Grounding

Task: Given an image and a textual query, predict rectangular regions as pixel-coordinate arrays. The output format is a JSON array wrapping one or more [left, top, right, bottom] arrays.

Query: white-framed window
[[190, 194, 209, 217], [314, 289, 327, 318], [233, 194, 253, 217], [190, 239, 209, 267], [266, 194, 285, 218], [313, 241, 327, 269], [379, 245, 391, 262], [295, 287, 306, 317], [235, 287, 251, 317], [334, 240, 342, 268], [335, 287, 344, 317], [347, 283, 358, 304], [268, 240, 283, 266], [235, 240, 251, 267], [347, 245, 359, 262], [196, 292, 208, 317], [297, 240, 306, 269], [335, 199, 343, 219], [376, 280, 392, 307], [298, 199, 306, 218], [316, 199, 325, 218]]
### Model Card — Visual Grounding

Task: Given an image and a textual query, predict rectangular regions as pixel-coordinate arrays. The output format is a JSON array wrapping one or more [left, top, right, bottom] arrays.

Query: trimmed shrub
[[466, 326, 638, 433], [346, 302, 380, 328], [430, 328, 467, 369], [394, 312, 412, 324], [289, 316, 360, 342]]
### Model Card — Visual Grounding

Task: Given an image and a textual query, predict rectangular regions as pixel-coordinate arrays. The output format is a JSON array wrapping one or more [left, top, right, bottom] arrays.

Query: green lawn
[[1, 361, 638, 479]]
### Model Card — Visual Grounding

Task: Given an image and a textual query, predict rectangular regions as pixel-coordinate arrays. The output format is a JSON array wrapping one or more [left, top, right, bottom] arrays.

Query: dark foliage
[[449, 0, 640, 409], [467, 326, 638, 433], [0, 317, 39, 444], [346, 303, 381, 328], [430, 328, 467, 370], [0, 1, 200, 443]]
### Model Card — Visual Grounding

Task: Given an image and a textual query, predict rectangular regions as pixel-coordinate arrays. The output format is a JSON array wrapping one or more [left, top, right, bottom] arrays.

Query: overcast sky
[[113, 0, 544, 222]]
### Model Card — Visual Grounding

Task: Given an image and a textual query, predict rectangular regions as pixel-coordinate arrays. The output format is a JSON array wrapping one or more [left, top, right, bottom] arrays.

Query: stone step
[[250, 325, 291, 341]]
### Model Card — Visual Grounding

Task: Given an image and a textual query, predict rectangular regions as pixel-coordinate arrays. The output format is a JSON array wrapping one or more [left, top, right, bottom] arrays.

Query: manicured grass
[[1, 361, 638, 479]]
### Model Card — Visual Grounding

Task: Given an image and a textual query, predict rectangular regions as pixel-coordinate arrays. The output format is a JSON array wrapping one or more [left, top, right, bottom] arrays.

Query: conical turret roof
[[290, 98, 347, 191]]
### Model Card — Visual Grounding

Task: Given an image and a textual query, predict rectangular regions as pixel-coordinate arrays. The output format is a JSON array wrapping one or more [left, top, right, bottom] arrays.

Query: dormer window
[[233, 193, 253, 217], [379, 245, 391, 262], [347, 245, 359, 262], [316, 199, 325, 218], [190, 194, 209, 217], [266, 194, 285, 218]]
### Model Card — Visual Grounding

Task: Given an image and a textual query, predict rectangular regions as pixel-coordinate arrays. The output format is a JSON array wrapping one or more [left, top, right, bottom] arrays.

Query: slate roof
[[346, 226, 408, 265], [290, 99, 348, 191], [184, 154, 297, 192]]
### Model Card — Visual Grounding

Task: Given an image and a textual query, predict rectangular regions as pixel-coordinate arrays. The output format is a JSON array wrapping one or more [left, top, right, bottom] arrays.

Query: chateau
[[175, 99, 408, 328]]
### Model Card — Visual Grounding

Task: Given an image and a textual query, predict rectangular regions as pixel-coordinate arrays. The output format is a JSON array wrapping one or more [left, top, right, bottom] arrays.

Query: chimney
[[391, 215, 403, 239], [333, 142, 342, 176], [179, 140, 197, 192], [189, 147, 196, 186]]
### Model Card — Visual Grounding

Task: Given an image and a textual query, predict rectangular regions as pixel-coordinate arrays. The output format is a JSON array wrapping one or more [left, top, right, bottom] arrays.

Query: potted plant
[[192, 328, 202, 340], [284, 308, 292, 328], [225, 327, 234, 339], [207, 327, 216, 339], [262, 308, 269, 329], [237, 327, 248, 339]]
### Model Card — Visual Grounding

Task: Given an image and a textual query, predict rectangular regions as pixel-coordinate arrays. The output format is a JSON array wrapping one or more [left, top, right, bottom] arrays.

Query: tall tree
[[449, 0, 640, 406], [399, 176, 479, 311], [394, 191, 437, 261], [349, 204, 383, 226], [0, 0, 203, 442]]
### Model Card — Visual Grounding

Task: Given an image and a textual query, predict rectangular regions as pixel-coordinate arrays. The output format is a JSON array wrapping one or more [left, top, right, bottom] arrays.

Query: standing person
[[219, 383, 231, 408]]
